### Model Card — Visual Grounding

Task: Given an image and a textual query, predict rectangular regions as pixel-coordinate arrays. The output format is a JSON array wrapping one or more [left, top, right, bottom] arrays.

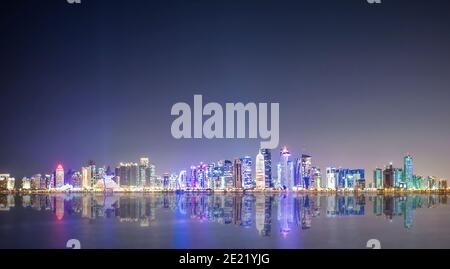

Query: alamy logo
[[171, 95, 279, 149], [67, 0, 81, 4]]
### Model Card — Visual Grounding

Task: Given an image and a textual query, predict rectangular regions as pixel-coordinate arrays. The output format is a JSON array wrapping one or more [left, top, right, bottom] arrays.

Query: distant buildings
[[233, 159, 243, 189], [403, 155, 413, 189], [240, 156, 253, 189], [260, 148, 273, 188], [255, 151, 265, 189], [0, 149, 445, 193], [279, 146, 293, 190], [55, 164, 64, 188], [373, 168, 383, 189], [116, 162, 139, 188]]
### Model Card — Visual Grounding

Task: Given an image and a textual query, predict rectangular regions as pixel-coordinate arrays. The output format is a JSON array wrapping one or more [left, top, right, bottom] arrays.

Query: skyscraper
[[403, 155, 413, 190], [383, 163, 394, 189], [373, 168, 383, 189], [260, 149, 272, 188], [190, 165, 197, 188], [117, 162, 139, 188], [255, 151, 265, 189], [139, 157, 149, 188], [300, 154, 312, 189], [393, 168, 403, 188], [223, 160, 233, 189], [325, 167, 337, 190], [55, 164, 64, 188], [233, 159, 242, 189], [311, 167, 321, 190], [148, 164, 156, 188], [279, 146, 293, 190], [81, 166, 91, 189], [240, 156, 253, 189]]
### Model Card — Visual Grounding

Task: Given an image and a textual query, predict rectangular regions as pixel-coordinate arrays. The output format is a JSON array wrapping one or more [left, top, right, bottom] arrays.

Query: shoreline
[[2, 189, 450, 194]]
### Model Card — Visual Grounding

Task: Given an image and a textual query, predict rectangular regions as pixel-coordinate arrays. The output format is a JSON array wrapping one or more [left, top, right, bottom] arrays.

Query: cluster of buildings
[[370, 155, 447, 191], [0, 148, 446, 193]]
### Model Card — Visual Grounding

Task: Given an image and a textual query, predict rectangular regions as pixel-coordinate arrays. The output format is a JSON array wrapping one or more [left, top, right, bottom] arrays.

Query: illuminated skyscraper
[[300, 154, 312, 189], [71, 172, 82, 188], [383, 163, 394, 189], [240, 156, 253, 189], [189, 165, 197, 188], [393, 168, 403, 188], [233, 159, 242, 189], [260, 149, 272, 188], [139, 157, 149, 187], [81, 166, 91, 189], [255, 151, 265, 189], [55, 164, 64, 188], [148, 164, 156, 188], [21, 177, 31, 190], [31, 174, 42, 190], [279, 146, 293, 190], [373, 168, 383, 189], [117, 162, 139, 188], [403, 155, 413, 190], [325, 167, 337, 190], [197, 163, 207, 189], [206, 162, 214, 189], [311, 167, 321, 190], [223, 160, 233, 189]]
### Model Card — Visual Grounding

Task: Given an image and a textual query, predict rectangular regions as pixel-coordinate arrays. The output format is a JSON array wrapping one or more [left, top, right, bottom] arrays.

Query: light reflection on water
[[0, 193, 449, 248]]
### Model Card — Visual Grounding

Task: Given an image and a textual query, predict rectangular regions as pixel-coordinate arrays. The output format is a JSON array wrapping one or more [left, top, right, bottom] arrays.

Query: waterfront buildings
[[403, 155, 413, 189], [241, 156, 253, 189], [383, 163, 394, 189], [233, 159, 243, 189], [279, 146, 293, 190], [373, 168, 383, 189], [255, 151, 265, 189], [55, 164, 64, 188], [260, 148, 273, 188], [116, 162, 139, 188]]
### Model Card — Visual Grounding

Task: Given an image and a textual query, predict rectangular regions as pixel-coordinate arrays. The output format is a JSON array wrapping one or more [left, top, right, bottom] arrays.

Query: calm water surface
[[1, 193, 450, 249]]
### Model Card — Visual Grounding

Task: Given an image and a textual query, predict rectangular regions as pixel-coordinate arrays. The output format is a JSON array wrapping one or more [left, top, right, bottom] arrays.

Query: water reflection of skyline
[[0, 193, 447, 237]]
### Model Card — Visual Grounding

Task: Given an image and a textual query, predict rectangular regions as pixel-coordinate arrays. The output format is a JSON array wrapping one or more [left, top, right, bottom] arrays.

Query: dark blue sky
[[1, 0, 450, 181]]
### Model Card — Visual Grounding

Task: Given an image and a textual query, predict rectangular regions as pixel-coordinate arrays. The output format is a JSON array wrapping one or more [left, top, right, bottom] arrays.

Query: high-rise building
[[255, 151, 265, 189], [300, 154, 312, 189], [311, 167, 321, 190], [31, 174, 42, 190], [139, 157, 149, 188], [260, 149, 272, 188], [189, 165, 197, 188], [163, 173, 170, 189], [373, 168, 383, 189], [240, 156, 253, 189], [223, 160, 233, 189], [21, 177, 31, 190], [393, 168, 403, 188], [383, 163, 394, 189], [148, 164, 156, 188], [116, 162, 139, 188], [81, 166, 91, 189], [197, 163, 207, 189], [55, 164, 64, 188], [71, 172, 82, 188], [207, 162, 215, 189], [279, 146, 293, 190], [403, 155, 413, 190], [233, 159, 242, 189]]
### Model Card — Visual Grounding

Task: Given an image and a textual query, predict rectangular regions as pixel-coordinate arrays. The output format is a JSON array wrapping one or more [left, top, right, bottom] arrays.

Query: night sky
[[1, 0, 450, 182]]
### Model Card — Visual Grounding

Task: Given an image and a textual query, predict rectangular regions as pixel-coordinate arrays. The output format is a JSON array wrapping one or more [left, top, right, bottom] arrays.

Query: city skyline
[[2, 0, 450, 180], [1, 144, 447, 192]]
